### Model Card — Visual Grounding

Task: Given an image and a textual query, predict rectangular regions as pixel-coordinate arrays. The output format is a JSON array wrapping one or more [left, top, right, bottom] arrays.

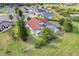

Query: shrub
[[59, 11, 70, 17], [6, 50, 11, 54], [64, 19, 73, 32], [27, 17, 31, 21], [59, 18, 65, 25], [35, 38, 46, 48], [9, 15, 13, 20], [40, 27, 56, 41], [71, 16, 79, 22]]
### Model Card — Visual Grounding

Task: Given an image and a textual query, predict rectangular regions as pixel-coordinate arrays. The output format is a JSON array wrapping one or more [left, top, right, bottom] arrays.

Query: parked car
[[0, 21, 12, 32]]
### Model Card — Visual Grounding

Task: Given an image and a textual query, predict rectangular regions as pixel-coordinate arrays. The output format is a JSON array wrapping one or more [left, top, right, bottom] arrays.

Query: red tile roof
[[38, 18, 48, 22], [27, 18, 48, 31], [27, 18, 40, 31], [30, 18, 40, 23]]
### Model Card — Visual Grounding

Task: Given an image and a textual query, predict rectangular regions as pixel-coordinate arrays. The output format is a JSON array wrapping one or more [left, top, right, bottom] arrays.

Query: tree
[[15, 8, 29, 41], [15, 7, 19, 14], [40, 27, 55, 41], [35, 38, 46, 48], [59, 18, 65, 25], [18, 9, 23, 17], [17, 9, 28, 41], [17, 16, 28, 41], [71, 16, 79, 22], [59, 11, 70, 17], [64, 19, 73, 32], [27, 17, 31, 21], [9, 15, 13, 21]]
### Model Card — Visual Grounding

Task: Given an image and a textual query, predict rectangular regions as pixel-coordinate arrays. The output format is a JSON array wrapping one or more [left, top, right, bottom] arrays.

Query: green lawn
[[26, 22, 79, 56], [0, 21, 79, 56], [0, 22, 34, 56]]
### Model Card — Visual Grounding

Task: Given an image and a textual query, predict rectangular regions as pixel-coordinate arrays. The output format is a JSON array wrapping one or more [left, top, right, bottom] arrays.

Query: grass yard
[[26, 33, 79, 56], [25, 22, 79, 56], [0, 22, 35, 56], [0, 21, 79, 56]]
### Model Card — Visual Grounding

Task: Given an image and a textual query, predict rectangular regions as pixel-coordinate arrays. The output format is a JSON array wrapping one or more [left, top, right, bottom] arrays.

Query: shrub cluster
[[34, 27, 56, 48], [63, 19, 73, 32]]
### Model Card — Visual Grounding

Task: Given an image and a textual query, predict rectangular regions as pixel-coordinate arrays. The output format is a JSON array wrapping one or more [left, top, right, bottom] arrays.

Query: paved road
[[0, 6, 17, 21], [0, 15, 17, 21], [0, 6, 33, 22]]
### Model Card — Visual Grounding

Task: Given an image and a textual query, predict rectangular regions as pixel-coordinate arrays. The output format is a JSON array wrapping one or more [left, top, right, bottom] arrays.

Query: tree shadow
[[53, 37, 62, 43], [45, 37, 62, 49]]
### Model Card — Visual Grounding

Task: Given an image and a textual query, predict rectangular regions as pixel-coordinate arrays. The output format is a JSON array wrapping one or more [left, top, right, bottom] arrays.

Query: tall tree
[[17, 9, 28, 41], [15, 7, 19, 14], [18, 9, 23, 17]]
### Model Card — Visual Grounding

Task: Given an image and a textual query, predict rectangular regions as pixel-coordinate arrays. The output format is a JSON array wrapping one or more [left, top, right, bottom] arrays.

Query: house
[[43, 22, 60, 32], [26, 18, 41, 36], [34, 8, 47, 15], [0, 21, 12, 32], [39, 11, 53, 20], [26, 18, 48, 36], [37, 8, 46, 13], [20, 6, 29, 13], [21, 6, 53, 20], [26, 18, 60, 36]]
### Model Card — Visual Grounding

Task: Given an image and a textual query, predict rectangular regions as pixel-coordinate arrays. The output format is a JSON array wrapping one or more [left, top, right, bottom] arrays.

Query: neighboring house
[[34, 8, 47, 15], [20, 6, 29, 13], [43, 22, 60, 32], [38, 9, 46, 13], [21, 6, 53, 20], [36, 8, 46, 14], [28, 7, 38, 14], [0, 21, 12, 32], [38, 11, 53, 20], [26, 18, 59, 36]]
